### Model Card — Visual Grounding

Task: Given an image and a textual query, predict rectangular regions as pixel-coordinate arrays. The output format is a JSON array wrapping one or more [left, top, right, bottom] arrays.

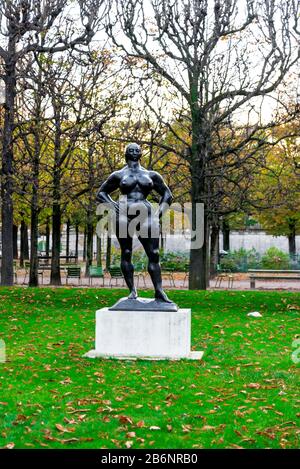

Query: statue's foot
[[128, 288, 138, 300], [155, 289, 173, 303]]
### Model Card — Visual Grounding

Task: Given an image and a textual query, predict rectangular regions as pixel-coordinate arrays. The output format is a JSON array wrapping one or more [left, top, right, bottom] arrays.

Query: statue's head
[[125, 143, 142, 162]]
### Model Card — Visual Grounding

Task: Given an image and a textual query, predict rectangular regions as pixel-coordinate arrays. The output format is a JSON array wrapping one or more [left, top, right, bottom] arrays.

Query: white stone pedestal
[[84, 307, 203, 360]]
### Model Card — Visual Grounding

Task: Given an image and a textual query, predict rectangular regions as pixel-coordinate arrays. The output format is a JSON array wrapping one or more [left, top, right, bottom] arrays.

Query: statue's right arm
[[96, 172, 120, 212]]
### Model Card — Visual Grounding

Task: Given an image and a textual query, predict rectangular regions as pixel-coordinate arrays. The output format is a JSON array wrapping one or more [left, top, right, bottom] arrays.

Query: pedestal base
[[84, 307, 203, 361], [84, 350, 203, 361]]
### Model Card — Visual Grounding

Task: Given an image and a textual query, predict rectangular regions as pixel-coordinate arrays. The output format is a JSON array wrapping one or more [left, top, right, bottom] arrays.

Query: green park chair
[[162, 266, 176, 287], [182, 264, 189, 288], [215, 264, 234, 289], [88, 265, 105, 286], [13, 260, 18, 284], [23, 260, 44, 285], [66, 266, 81, 285], [23, 260, 31, 284], [108, 265, 125, 287], [134, 261, 146, 287]]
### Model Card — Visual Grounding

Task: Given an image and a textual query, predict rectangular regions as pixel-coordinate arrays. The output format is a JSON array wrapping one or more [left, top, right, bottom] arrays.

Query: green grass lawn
[[0, 287, 299, 449]]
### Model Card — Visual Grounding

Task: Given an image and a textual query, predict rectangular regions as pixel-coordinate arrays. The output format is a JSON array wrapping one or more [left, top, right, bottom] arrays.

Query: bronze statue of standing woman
[[96, 143, 173, 304]]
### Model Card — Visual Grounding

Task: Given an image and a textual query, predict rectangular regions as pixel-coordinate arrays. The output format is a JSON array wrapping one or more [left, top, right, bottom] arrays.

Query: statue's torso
[[118, 167, 154, 201]]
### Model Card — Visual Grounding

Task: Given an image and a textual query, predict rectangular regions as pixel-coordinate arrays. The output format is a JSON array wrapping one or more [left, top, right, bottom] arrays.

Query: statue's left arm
[[151, 171, 173, 219]]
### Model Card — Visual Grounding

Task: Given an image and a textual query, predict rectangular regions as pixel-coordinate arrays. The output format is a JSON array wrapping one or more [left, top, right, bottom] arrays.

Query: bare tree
[[14, 47, 51, 285], [107, 0, 299, 289], [0, 0, 103, 285], [42, 46, 127, 285]]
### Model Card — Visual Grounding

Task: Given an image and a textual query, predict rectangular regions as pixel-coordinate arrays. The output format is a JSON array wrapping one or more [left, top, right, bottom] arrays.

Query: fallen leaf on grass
[[182, 424, 192, 433], [201, 425, 215, 431], [111, 439, 121, 448], [63, 417, 77, 425], [4, 443, 15, 449], [60, 377, 72, 385], [13, 414, 27, 424], [247, 383, 261, 389], [165, 393, 179, 401], [256, 430, 276, 440], [119, 415, 133, 425], [55, 423, 75, 433], [67, 408, 90, 414], [136, 420, 145, 428], [60, 438, 79, 444], [287, 304, 300, 311], [43, 429, 57, 442], [240, 438, 256, 444]]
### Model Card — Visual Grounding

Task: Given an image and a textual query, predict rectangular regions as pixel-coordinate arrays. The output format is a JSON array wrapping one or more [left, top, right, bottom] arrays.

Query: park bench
[[88, 265, 105, 286], [248, 269, 300, 289], [66, 266, 81, 285]]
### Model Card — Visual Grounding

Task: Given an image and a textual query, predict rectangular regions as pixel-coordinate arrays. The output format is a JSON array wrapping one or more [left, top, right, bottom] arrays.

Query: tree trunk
[[20, 219, 29, 268], [288, 220, 296, 259], [85, 218, 94, 276], [13, 225, 18, 259], [50, 168, 61, 285], [29, 127, 40, 287], [188, 113, 209, 290], [96, 234, 102, 267], [222, 219, 230, 251], [45, 218, 50, 258], [1, 40, 16, 286], [85, 145, 95, 276], [170, 210, 174, 234], [210, 223, 220, 277], [106, 232, 111, 271], [50, 102, 62, 286], [83, 226, 87, 261], [75, 223, 79, 261], [206, 221, 210, 289], [29, 205, 39, 287], [66, 219, 70, 261], [189, 212, 208, 290]]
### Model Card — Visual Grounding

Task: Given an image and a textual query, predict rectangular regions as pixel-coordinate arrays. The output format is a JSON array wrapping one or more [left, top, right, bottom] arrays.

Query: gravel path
[[14, 270, 300, 291]]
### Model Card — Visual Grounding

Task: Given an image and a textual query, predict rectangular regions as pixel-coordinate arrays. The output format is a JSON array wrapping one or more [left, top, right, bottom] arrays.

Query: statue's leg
[[117, 233, 137, 299], [138, 234, 172, 303]]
